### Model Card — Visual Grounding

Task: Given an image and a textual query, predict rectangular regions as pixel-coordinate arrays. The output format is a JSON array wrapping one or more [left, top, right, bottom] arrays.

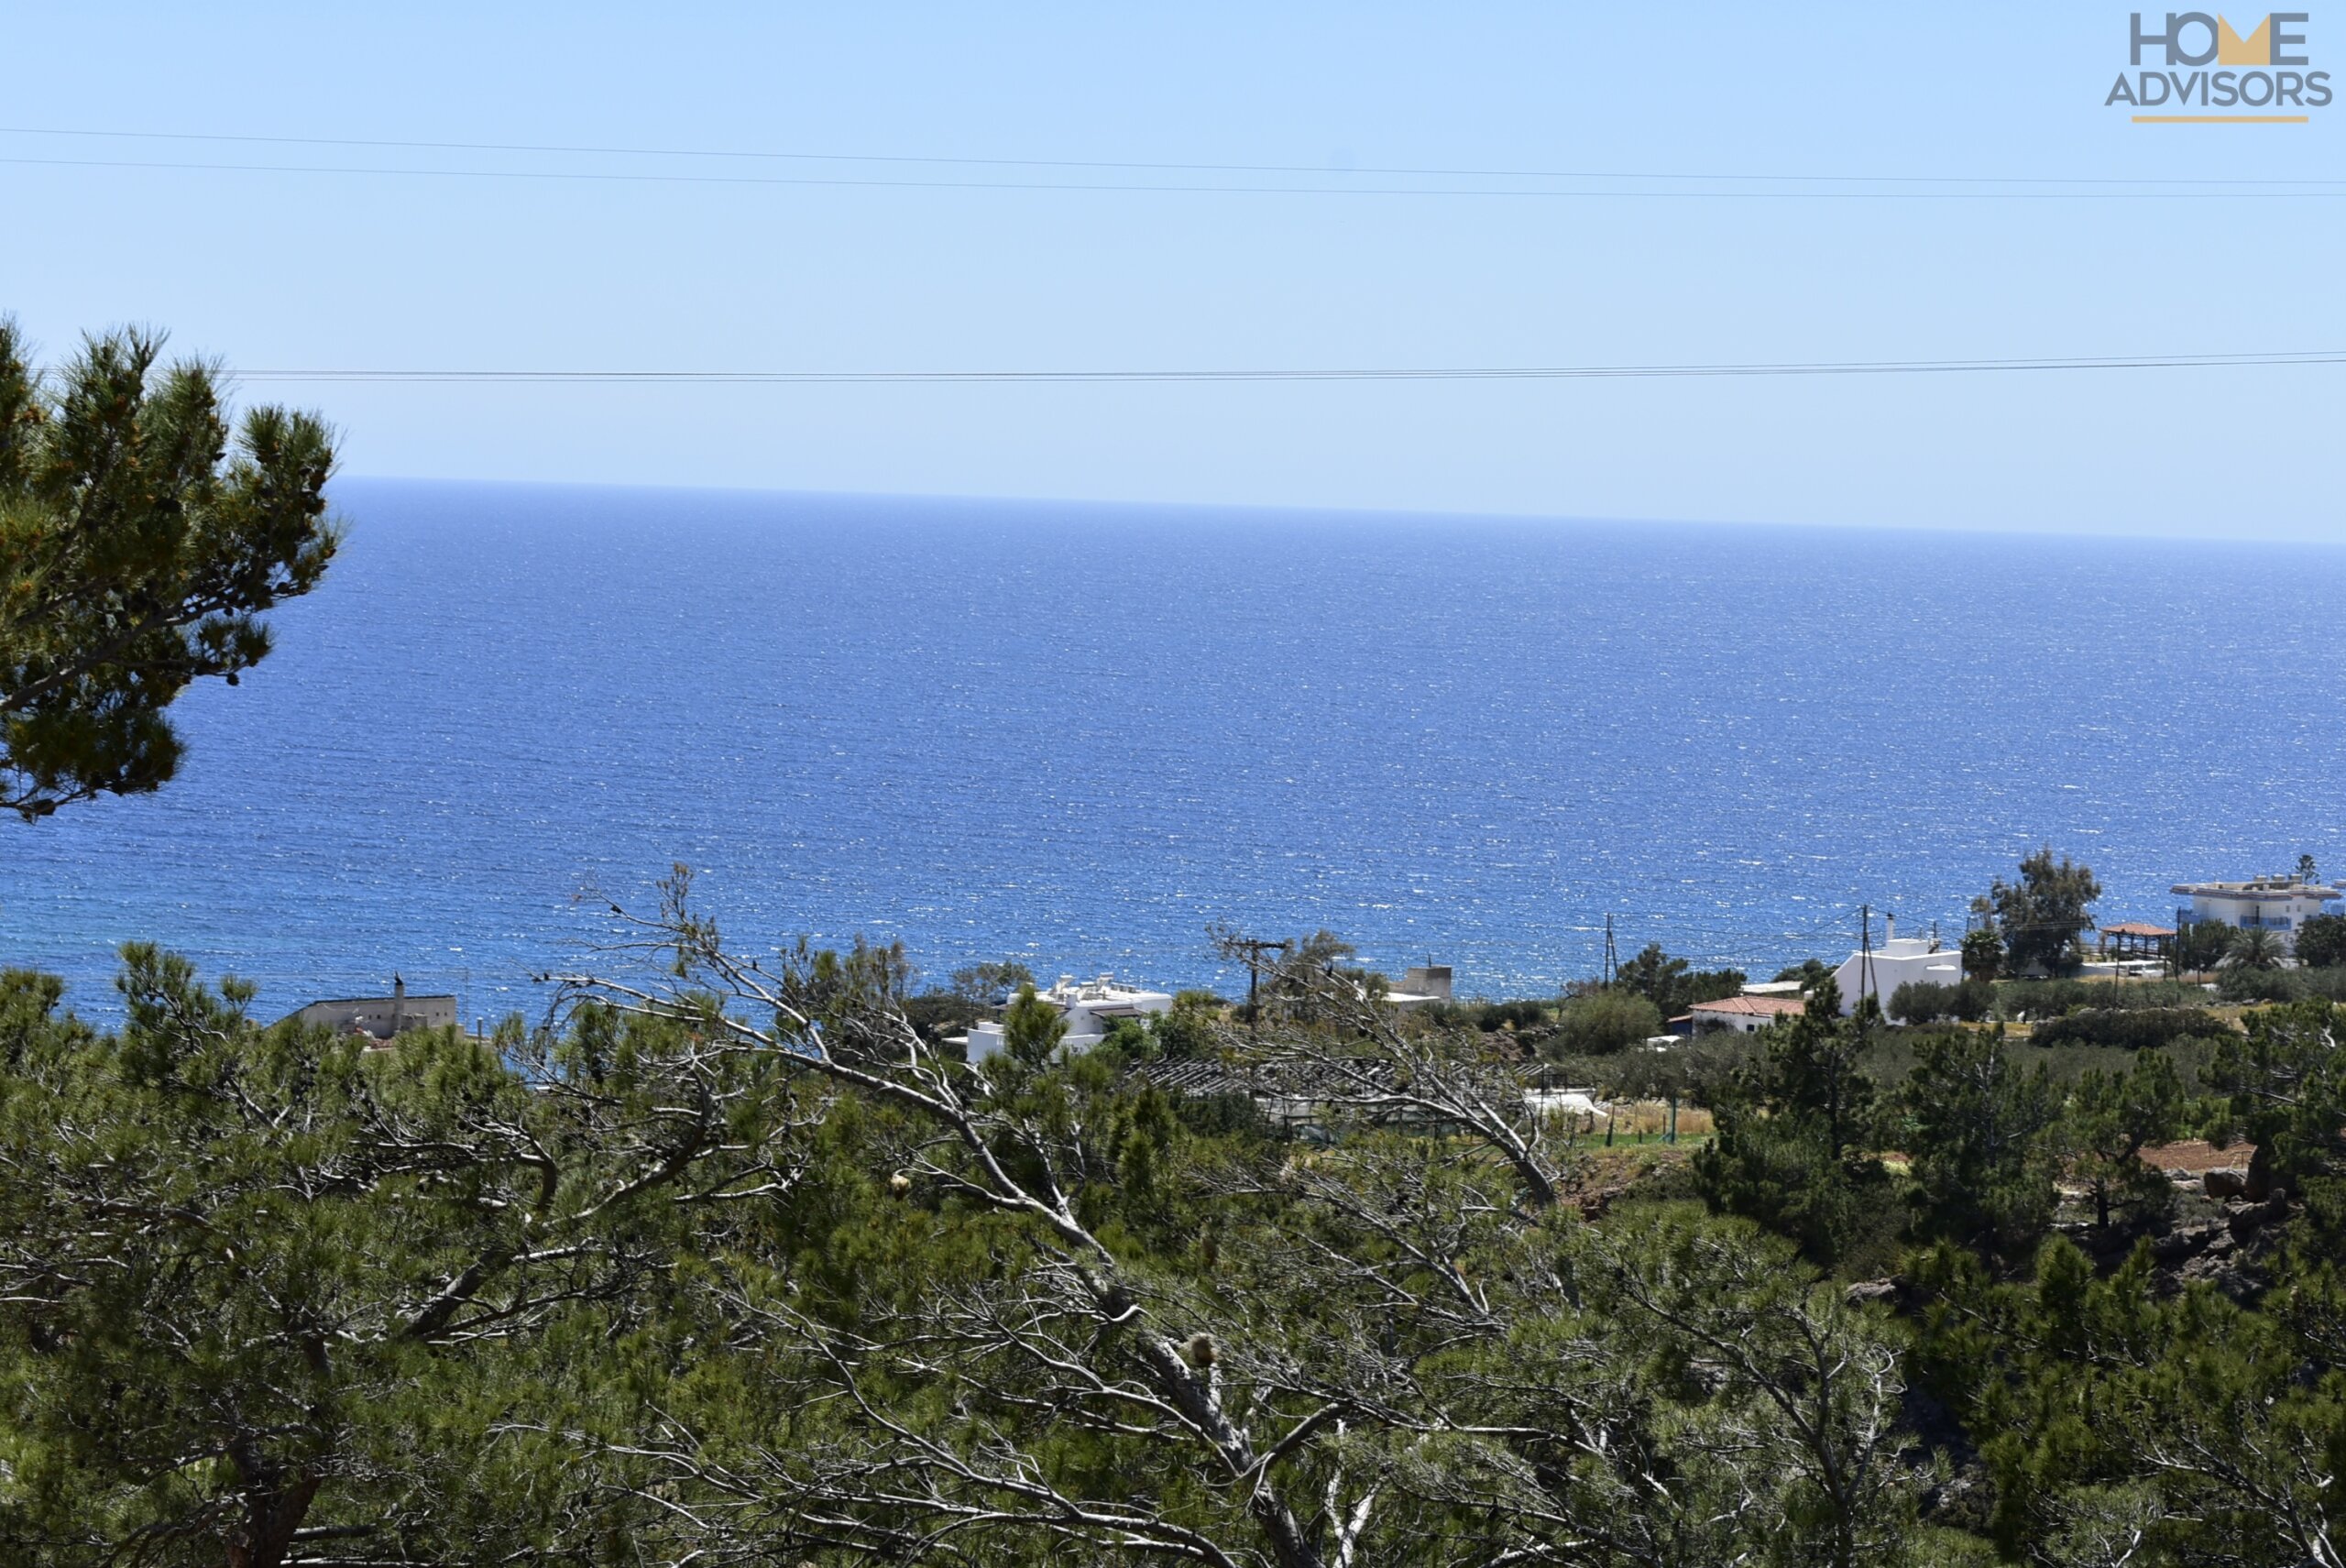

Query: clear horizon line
[[328, 474, 2346, 552]]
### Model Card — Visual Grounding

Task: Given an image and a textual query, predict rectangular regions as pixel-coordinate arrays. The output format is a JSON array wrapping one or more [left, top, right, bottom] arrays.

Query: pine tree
[[0, 320, 338, 819], [1895, 1027, 2061, 1268], [1694, 983, 1900, 1271], [2066, 1049, 2186, 1233]]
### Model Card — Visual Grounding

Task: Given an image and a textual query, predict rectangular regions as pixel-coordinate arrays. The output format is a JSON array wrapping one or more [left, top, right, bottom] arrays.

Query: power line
[[5, 124, 2341, 190], [5, 150, 2346, 201], [206, 350, 2346, 387]]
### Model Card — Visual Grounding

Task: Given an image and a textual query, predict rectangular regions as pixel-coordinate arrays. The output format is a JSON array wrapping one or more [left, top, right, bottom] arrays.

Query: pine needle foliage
[[0, 317, 338, 820]]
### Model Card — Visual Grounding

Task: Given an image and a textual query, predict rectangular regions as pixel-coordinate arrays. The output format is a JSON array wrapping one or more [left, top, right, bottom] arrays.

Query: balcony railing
[[2176, 909, 2293, 931]]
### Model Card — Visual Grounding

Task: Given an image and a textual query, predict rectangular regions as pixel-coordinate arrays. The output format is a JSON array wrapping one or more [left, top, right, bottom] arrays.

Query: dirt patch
[[2136, 1139, 2253, 1174], [1571, 1145, 1695, 1216]]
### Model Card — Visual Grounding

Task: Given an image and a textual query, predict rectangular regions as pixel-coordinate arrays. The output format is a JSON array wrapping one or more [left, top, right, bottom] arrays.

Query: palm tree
[[2226, 927, 2286, 972]]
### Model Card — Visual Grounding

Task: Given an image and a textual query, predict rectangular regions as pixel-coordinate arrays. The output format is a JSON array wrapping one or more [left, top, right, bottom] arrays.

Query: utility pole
[[1858, 905, 1875, 1024], [1231, 938, 1291, 1032], [1603, 914, 1618, 988]]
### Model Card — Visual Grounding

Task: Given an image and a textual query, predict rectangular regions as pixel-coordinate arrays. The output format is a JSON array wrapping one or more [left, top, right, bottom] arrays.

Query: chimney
[[391, 973, 406, 1038], [1885, 914, 1896, 944]]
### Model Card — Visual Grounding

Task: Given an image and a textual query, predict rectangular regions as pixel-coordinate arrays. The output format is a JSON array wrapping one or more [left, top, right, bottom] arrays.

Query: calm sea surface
[[4, 479, 2341, 1023]]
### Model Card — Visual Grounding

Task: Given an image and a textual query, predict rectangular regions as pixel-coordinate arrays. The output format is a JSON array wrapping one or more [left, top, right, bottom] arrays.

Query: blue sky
[[4, 3, 2341, 536]]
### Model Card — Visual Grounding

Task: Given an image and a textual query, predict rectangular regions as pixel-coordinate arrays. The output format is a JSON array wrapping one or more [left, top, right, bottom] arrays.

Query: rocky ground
[[2026, 1140, 2289, 1299]]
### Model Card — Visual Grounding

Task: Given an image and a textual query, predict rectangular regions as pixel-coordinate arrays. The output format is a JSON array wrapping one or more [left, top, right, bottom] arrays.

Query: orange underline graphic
[[2132, 114, 2310, 123]]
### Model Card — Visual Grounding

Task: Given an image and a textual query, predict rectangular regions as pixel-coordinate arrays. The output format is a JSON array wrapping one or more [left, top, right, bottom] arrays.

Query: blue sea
[[5, 478, 2341, 1025]]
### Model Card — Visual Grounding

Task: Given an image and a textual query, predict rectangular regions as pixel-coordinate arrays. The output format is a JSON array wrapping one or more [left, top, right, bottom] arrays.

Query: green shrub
[[1889, 981, 1951, 1024], [1999, 979, 2209, 1018], [2278, 966, 2346, 1003], [1951, 979, 1996, 1021], [1476, 999, 1550, 1032], [1544, 990, 1662, 1058], [2292, 914, 2346, 970], [2029, 1007, 2232, 1050], [1417, 1000, 1479, 1030], [1997, 980, 2097, 1018], [1147, 1003, 1220, 1060], [1891, 978, 1996, 1024], [2215, 967, 2302, 1004]]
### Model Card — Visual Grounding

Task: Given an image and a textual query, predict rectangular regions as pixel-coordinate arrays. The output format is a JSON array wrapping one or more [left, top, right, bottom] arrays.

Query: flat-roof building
[[2172, 875, 2342, 955], [1832, 933, 1961, 1017], [279, 977, 455, 1045], [1399, 965, 1453, 1002], [965, 973, 1175, 1062], [1687, 993, 1808, 1034]]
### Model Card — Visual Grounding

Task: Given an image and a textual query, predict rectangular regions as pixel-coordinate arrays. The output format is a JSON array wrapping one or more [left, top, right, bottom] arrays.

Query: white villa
[[2172, 874, 2343, 955], [963, 972, 1175, 1062], [1831, 927, 1962, 1016]]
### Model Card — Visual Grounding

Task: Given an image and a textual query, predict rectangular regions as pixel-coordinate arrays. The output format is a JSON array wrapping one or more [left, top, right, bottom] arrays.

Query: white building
[[1687, 993, 1808, 1034], [2172, 874, 2343, 955], [964, 973, 1175, 1062], [1831, 931, 1962, 1017]]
